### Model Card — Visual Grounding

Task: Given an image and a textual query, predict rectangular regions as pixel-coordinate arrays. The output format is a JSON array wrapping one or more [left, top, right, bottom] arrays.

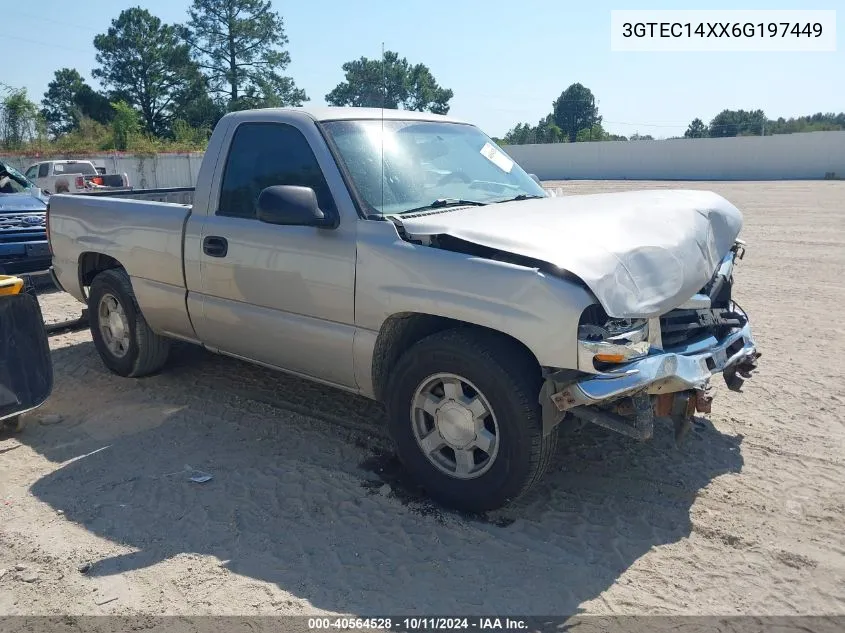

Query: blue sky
[[3, 1, 842, 138]]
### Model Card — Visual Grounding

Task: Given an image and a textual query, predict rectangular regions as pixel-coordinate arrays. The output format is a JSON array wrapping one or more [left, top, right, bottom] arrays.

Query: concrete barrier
[[503, 131, 845, 181]]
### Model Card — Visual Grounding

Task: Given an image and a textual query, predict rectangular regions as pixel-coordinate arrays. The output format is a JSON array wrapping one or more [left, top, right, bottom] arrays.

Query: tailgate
[[81, 174, 128, 189]]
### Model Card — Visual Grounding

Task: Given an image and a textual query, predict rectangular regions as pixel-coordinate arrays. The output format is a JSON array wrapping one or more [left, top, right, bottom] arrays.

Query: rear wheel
[[88, 269, 170, 377], [385, 328, 557, 512]]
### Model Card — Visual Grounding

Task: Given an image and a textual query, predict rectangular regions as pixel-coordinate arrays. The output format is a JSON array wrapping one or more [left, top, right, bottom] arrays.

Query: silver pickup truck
[[48, 107, 761, 512]]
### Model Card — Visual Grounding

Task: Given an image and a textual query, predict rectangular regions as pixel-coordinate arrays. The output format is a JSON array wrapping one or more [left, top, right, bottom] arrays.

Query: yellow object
[[0, 275, 24, 296]]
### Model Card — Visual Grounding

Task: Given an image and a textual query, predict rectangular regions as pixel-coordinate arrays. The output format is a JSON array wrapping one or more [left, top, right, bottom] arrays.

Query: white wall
[[3, 131, 844, 187], [503, 131, 845, 181], [1, 153, 204, 189]]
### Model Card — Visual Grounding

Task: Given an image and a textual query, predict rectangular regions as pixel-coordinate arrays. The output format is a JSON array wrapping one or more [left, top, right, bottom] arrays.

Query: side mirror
[[528, 173, 542, 186], [257, 185, 336, 228]]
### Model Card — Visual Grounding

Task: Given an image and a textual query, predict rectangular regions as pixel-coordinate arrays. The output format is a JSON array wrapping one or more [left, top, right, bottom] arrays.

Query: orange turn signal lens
[[594, 353, 626, 363]]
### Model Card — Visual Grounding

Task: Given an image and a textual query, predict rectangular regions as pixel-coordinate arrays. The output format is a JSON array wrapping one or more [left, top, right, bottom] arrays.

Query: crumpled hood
[[397, 189, 743, 318], [0, 192, 48, 214]]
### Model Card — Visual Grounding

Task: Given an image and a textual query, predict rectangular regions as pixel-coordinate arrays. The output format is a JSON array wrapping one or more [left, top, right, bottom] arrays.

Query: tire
[[21, 275, 37, 296], [385, 328, 558, 513], [3, 415, 22, 433], [88, 268, 170, 377]]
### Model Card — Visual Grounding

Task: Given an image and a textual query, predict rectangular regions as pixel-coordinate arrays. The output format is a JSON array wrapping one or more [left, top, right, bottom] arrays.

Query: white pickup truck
[[47, 107, 761, 512], [24, 160, 130, 195]]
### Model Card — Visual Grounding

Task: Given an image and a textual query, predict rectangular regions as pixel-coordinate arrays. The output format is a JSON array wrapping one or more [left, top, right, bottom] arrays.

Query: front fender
[[355, 220, 595, 371]]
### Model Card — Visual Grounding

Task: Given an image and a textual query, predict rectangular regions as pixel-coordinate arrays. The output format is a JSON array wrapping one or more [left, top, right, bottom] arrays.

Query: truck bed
[[78, 187, 195, 206], [48, 193, 192, 301]]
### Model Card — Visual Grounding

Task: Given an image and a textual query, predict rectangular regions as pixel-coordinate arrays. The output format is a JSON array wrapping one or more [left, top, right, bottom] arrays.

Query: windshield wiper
[[496, 194, 546, 203], [400, 198, 487, 215]]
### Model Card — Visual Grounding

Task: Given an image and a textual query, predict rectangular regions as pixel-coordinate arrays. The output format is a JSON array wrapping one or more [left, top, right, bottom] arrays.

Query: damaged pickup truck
[[47, 107, 761, 512]]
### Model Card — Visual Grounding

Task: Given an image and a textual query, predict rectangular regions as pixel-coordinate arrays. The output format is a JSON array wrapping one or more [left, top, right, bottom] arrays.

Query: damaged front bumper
[[541, 303, 761, 440]]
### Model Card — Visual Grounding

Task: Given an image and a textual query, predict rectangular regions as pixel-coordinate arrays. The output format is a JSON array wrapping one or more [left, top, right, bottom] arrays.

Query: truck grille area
[[659, 306, 747, 349], [660, 249, 746, 349], [0, 213, 46, 244]]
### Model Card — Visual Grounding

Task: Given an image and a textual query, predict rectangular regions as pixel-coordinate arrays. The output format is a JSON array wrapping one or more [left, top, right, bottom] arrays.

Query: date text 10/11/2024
[[308, 617, 529, 630]]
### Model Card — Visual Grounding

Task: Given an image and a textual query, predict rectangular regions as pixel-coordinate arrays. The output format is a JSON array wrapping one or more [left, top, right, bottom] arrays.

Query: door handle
[[203, 236, 228, 258]]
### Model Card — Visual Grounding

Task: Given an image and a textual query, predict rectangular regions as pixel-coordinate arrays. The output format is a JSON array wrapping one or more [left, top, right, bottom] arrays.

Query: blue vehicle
[[0, 160, 50, 275]]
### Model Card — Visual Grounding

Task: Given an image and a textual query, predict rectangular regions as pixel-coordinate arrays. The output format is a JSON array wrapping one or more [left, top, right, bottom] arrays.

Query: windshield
[[54, 162, 96, 175], [322, 119, 546, 215], [0, 161, 36, 194]]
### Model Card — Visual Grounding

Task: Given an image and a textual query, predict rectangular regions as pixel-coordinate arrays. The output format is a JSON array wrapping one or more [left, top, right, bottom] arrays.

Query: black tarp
[[0, 293, 53, 420]]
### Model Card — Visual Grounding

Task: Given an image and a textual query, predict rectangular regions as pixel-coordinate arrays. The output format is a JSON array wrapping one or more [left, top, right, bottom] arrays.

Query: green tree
[[534, 114, 564, 143], [93, 8, 198, 135], [41, 68, 113, 136], [503, 122, 534, 145], [503, 115, 566, 145], [75, 85, 115, 126], [553, 83, 601, 142], [575, 123, 610, 142], [405, 64, 453, 114], [684, 117, 709, 138], [708, 109, 767, 137], [326, 50, 453, 113], [170, 69, 225, 133], [766, 112, 845, 134], [186, 0, 306, 111], [110, 100, 141, 150], [40, 69, 85, 136], [1, 88, 40, 149], [326, 51, 407, 109], [629, 133, 654, 141], [53, 117, 112, 153], [172, 119, 210, 147]]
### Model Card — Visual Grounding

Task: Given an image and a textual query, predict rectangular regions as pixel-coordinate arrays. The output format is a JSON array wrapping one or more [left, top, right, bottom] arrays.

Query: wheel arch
[[370, 311, 542, 402], [78, 252, 124, 300]]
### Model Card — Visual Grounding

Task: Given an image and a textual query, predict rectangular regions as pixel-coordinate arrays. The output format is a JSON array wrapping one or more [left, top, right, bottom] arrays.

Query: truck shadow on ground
[[22, 340, 744, 614]]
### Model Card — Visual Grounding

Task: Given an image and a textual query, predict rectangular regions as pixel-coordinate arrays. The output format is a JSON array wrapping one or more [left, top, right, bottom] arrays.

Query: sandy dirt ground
[[1, 180, 843, 617]]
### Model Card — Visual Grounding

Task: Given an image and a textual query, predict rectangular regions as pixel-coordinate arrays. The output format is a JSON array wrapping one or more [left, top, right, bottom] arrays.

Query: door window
[[218, 123, 336, 220]]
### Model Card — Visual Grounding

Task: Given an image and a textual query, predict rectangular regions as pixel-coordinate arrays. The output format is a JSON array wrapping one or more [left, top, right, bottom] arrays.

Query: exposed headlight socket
[[577, 305, 651, 372]]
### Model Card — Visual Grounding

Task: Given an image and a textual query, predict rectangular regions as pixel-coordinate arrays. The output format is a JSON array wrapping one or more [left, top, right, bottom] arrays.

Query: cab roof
[[232, 106, 466, 125]]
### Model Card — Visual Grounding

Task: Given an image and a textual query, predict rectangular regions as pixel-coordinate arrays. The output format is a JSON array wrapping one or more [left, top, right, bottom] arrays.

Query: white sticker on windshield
[[479, 142, 514, 173]]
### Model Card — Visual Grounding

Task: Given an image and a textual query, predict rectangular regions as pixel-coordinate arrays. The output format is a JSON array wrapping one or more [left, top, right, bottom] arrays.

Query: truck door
[[189, 120, 358, 389]]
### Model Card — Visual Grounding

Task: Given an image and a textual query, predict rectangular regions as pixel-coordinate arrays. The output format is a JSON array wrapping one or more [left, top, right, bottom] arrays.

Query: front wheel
[[385, 328, 557, 513], [88, 269, 170, 377]]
